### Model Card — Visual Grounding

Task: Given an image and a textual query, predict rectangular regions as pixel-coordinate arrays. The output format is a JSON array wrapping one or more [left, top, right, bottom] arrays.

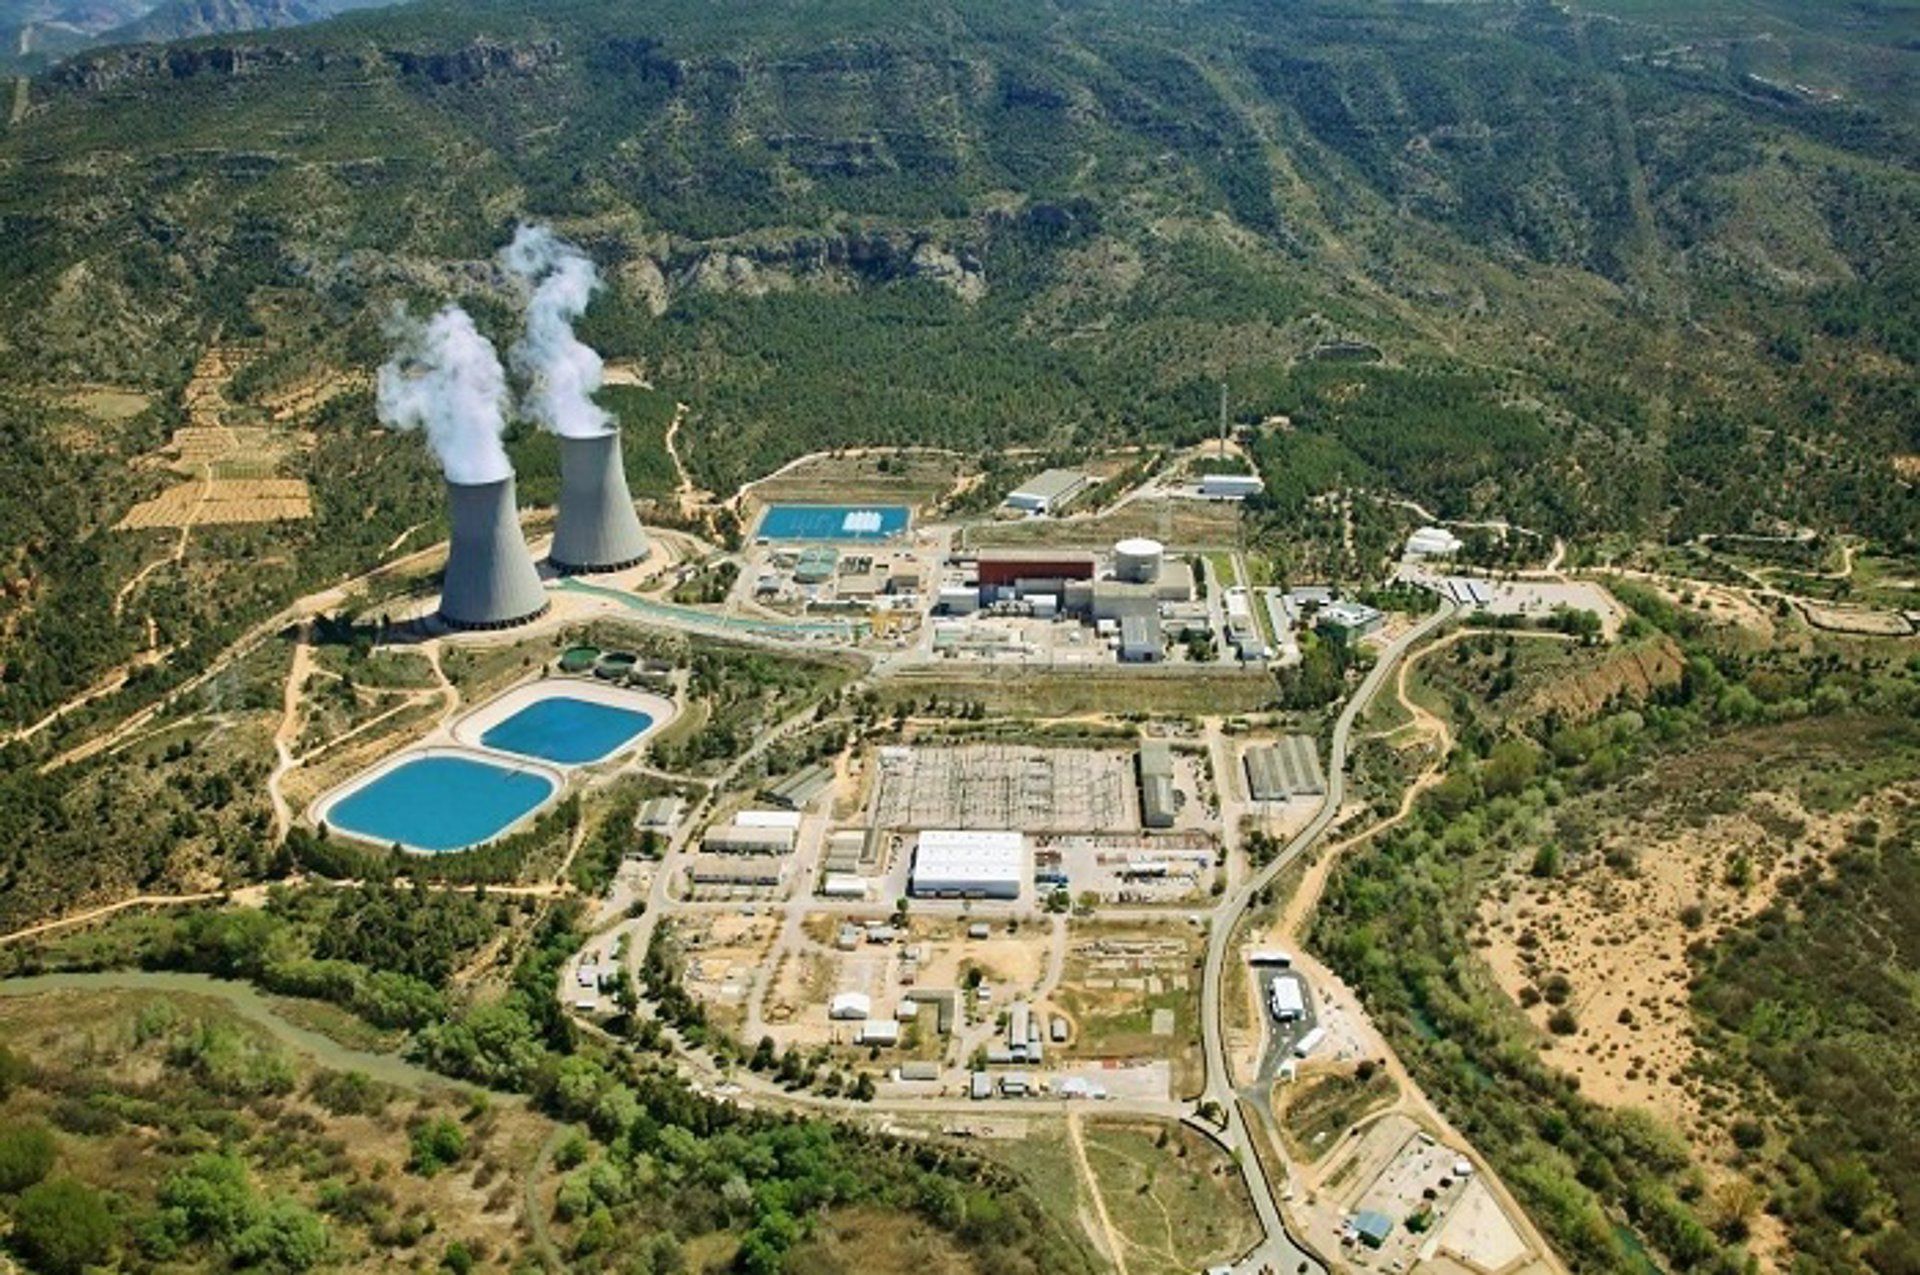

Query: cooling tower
[[551, 430, 650, 573], [441, 477, 549, 630]]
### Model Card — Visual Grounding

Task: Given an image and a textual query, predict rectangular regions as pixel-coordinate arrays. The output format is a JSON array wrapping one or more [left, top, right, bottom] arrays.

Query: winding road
[[1199, 601, 1457, 1274]]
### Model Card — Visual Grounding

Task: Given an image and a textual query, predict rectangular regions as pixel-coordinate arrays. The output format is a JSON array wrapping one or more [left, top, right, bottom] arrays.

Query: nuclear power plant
[[550, 430, 650, 574], [440, 476, 549, 630]]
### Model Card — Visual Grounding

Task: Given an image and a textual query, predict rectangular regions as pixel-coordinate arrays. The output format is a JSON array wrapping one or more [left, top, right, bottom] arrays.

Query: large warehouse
[[910, 829, 1026, 899], [1003, 468, 1090, 515], [1244, 736, 1327, 801]]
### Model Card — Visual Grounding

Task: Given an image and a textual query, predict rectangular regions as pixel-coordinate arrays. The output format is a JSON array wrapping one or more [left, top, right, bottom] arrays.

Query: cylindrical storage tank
[[441, 477, 550, 630], [551, 430, 650, 574], [1113, 537, 1165, 584]]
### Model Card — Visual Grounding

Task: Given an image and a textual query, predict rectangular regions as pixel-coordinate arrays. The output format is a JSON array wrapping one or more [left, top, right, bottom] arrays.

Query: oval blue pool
[[324, 755, 556, 853], [479, 696, 655, 766]]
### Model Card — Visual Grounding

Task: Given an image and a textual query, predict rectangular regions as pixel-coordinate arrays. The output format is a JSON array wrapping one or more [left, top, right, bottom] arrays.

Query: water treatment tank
[[1112, 537, 1165, 584]]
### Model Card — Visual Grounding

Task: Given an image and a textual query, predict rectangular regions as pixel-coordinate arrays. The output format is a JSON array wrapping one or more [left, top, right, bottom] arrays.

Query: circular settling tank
[[594, 651, 638, 681], [558, 645, 601, 674]]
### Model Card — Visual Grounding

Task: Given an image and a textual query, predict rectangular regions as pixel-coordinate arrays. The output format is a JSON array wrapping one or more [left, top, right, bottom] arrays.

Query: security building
[[1004, 468, 1091, 515], [1318, 599, 1384, 641], [1138, 740, 1177, 829], [910, 829, 1025, 899]]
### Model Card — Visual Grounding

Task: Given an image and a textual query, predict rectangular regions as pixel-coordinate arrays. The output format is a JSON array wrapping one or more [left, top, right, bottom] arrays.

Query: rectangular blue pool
[[480, 696, 654, 766], [325, 755, 556, 853], [756, 503, 910, 541]]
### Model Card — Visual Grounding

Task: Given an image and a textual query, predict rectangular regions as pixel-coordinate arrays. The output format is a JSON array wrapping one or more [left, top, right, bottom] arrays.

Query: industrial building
[[857, 1019, 900, 1046], [1269, 975, 1305, 1022], [820, 874, 866, 899], [829, 992, 871, 1020], [684, 856, 783, 888], [550, 430, 650, 573], [1318, 599, 1384, 641], [1003, 468, 1091, 515], [1138, 740, 1177, 828], [1119, 613, 1162, 662], [702, 823, 796, 855], [1198, 472, 1264, 500], [439, 477, 549, 630], [1350, 1210, 1394, 1250], [909, 829, 1026, 899], [763, 763, 834, 810], [976, 549, 1097, 590], [793, 546, 840, 585], [1406, 525, 1464, 558], [636, 796, 683, 833], [1244, 736, 1327, 801], [937, 584, 982, 614]]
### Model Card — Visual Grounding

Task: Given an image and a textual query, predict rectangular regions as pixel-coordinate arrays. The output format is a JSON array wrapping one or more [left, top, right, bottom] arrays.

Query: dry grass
[[965, 499, 1241, 550], [748, 451, 973, 509], [1079, 1119, 1262, 1275], [118, 477, 313, 529]]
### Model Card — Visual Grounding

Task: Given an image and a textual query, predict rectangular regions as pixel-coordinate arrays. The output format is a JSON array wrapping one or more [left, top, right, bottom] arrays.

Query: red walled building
[[976, 550, 1097, 589]]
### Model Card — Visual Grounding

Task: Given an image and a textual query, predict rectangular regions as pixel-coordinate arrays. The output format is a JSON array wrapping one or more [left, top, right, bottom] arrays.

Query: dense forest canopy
[[0, 0, 1915, 729]]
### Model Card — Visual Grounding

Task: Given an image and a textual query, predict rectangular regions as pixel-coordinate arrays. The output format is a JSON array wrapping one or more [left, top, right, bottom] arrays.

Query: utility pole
[[1218, 381, 1229, 458]]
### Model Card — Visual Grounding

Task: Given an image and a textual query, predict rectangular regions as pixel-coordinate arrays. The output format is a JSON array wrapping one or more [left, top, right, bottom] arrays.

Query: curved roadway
[[1199, 600, 1456, 1274]]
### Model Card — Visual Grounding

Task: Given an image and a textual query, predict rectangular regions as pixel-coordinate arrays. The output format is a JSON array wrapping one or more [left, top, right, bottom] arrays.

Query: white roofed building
[[910, 829, 1025, 899], [1406, 525, 1464, 557]]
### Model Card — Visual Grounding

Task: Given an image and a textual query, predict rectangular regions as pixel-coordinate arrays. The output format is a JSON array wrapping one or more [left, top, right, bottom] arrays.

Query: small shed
[[1352, 1210, 1394, 1250]]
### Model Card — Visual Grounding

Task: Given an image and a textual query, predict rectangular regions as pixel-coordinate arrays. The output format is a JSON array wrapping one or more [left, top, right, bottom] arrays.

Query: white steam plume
[[499, 223, 613, 439], [376, 304, 515, 486]]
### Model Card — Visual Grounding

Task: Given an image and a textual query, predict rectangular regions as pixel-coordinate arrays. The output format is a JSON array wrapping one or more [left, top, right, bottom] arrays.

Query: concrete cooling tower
[[551, 430, 650, 573], [441, 476, 549, 630]]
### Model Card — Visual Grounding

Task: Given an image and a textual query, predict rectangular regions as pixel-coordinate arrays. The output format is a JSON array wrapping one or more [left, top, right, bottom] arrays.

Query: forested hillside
[[0, 0, 1915, 732]]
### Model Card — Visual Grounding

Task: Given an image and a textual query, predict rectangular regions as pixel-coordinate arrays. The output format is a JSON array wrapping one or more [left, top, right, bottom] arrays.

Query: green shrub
[[0, 1122, 56, 1194], [9, 1177, 114, 1274]]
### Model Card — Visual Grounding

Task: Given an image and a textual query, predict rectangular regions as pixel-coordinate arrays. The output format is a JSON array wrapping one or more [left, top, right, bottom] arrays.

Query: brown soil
[[1476, 786, 1910, 1140], [1518, 635, 1685, 722]]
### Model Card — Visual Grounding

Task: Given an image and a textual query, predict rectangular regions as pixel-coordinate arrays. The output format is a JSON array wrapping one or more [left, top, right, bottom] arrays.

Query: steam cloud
[[500, 224, 613, 439], [375, 305, 514, 486]]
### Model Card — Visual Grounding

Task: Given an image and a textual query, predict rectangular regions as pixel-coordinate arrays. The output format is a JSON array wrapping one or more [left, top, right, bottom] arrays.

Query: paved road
[[1198, 601, 1457, 1275]]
